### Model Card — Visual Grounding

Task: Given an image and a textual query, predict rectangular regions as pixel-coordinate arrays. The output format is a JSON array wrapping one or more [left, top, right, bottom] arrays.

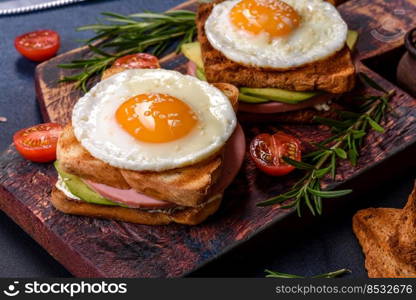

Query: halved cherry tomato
[[113, 53, 160, 69], [250, 131, 301, 176], [13, 123, 63, 163], [14, 30, 60, 62]]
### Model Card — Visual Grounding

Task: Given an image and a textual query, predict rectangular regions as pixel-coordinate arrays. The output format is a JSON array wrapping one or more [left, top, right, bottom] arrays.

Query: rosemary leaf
[[283, 157, 315, 170], [315, 167, 331, 178], [307, 188, 352, 198], [358, 73, 387, 93], [333, 148, 347, 159]]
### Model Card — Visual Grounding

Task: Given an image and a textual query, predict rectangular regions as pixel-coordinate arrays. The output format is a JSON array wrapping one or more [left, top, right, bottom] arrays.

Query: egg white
[[72, 69, 237, 171], [205, 0, 348, 69]]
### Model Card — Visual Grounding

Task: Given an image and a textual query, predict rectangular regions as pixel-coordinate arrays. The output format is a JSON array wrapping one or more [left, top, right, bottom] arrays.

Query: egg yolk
[[115, 93, 198, 143], [230, 0, 300, 38]]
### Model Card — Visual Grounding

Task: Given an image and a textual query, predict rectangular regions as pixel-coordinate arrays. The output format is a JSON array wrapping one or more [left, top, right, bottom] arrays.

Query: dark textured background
[[0, 0, 414, 278]]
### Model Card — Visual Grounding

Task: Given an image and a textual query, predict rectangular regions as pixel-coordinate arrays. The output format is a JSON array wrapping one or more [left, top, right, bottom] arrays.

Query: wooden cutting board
[[1, 0, 416, 278]]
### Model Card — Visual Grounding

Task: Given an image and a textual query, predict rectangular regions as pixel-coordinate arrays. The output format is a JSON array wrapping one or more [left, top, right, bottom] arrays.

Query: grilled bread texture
[[51, 187, 222, 225], [196, 0, 356, 94], [353, 184, 416, 278]]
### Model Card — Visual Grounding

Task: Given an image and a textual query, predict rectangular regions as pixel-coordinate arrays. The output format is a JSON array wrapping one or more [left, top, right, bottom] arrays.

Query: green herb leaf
[[348, 148, 358, 166], [367, 117, 385, 133], [337, 110, 361, 119], [312, 268, 351, 278], [307, 188, 352, 198], [59, 10, 197, 90], [314, 117, 350, 129], [88, 44, 114, 57], [304, 192, 315, 216], [315, 167, 331, 178], [352, 130, 366, 139], [333, 148, 347, 159], [257, 189, 300, 207], [313, 194, 322, 215], [265, 269, 304, 278], [265, 268, 351, 278], [282, 157, 314, 170]]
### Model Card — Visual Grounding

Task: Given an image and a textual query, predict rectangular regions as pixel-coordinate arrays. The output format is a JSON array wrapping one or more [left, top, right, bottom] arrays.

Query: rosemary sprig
[[58, 10, 197, 91], [258, 73, 395, 216], [265, 268, 351, 278]]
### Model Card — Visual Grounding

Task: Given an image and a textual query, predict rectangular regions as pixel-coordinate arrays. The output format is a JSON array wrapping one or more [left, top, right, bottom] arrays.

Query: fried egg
[[72, 69, 237, 171], [205, 0, 348, 69]]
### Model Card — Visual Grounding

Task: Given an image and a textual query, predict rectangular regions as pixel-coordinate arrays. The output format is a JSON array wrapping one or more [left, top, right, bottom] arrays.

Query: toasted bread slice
[[196, 0, 356, 94], [57, 125, 223, 207], [211, 82, 239, 111], [353, 208, 415, 277], [102, 66, 127, 81], [353, 184, 416, 278], [51, 187, 222, 225]]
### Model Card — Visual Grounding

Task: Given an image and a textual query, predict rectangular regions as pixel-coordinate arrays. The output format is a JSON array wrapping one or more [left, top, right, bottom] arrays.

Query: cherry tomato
[[14, 30, 60, 62], [113, 53, 160, 69], [250, 131, 301, 176], [13, 123, 63, 163]]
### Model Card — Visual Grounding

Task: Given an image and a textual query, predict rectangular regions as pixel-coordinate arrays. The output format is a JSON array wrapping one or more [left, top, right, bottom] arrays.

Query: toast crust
[[102, 66, 127, 81], [196, 0, 356, 94], [51, 187, 222, 225], [57, 125, 223, 207]]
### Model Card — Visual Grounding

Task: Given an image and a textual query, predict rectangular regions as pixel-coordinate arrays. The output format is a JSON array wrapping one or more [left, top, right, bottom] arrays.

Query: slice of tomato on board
[[250, 131, 301, 176], [113, 53, 160, 69], [13, 123, 63, 163], [14, 30, 60, 62]]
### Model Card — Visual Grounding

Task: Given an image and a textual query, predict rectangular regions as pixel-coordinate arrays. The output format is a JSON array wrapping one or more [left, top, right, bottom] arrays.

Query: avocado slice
[[238, 93, 269, 103], [54, 161, 122, 207], [240, 87, 319, 104], [196, 67, 207, 81], [181, 42, 204, 70], [346, 30, 359, 51]]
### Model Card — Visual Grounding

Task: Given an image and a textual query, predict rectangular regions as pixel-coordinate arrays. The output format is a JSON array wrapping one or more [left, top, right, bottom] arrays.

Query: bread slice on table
[[353, 184, 416, 278], [196, 0, 356, 94]]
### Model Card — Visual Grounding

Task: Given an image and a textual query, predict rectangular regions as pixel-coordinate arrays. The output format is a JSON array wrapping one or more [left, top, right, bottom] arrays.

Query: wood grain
[[1, 0, 416, 277]]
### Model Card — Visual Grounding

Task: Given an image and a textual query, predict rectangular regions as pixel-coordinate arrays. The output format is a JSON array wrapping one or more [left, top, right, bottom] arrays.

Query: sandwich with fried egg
[[52, 68, 245, 225], [182, 0, 357, 117]]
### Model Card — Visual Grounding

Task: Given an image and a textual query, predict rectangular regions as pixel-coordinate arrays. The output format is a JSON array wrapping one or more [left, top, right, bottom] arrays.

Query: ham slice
[[83, 124, 245, 210], [84, 180, 174, 209], [186, 61, 197, 77]]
